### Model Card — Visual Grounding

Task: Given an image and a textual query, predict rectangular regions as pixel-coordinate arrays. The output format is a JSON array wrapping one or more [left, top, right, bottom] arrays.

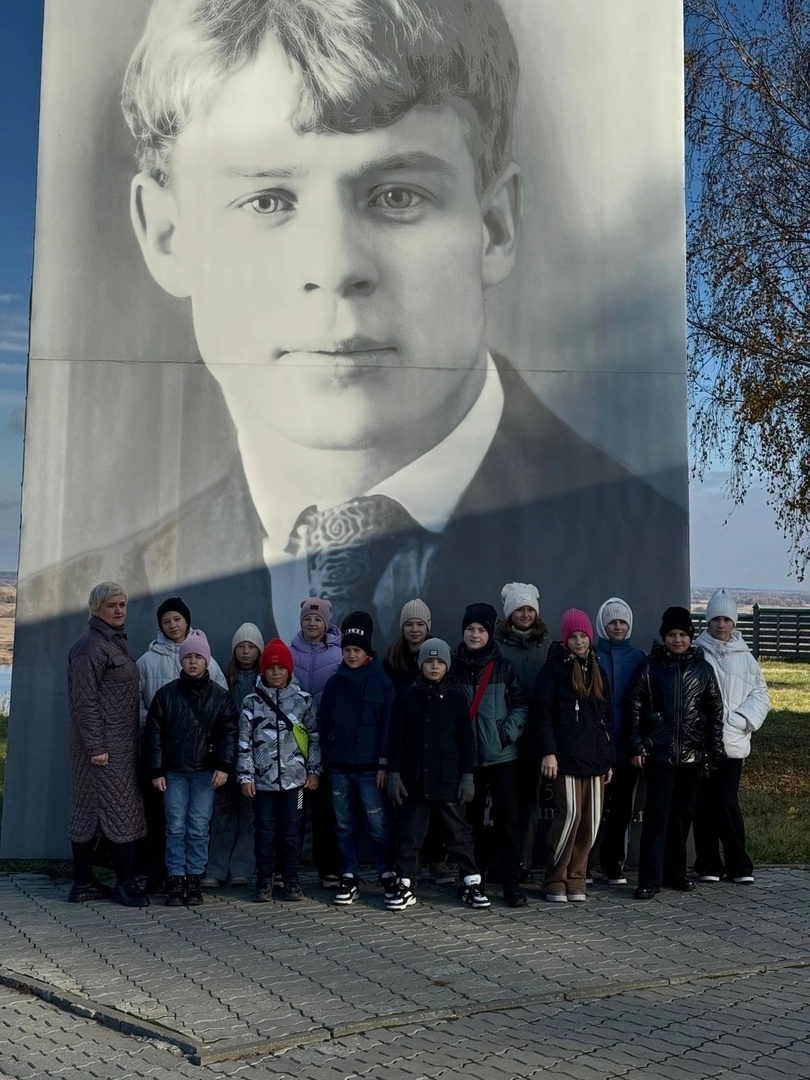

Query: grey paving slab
[[0, 868, 809, 1069]]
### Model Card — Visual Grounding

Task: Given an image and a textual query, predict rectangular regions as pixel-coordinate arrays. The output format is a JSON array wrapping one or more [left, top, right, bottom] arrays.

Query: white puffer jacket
[[694, 629, 770, 759], [137, 630, 227, 727]]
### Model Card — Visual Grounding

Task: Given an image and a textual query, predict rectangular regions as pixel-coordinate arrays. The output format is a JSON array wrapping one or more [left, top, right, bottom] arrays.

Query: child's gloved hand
[[456, 773, 475, 804], [387, 772, 408, 805]]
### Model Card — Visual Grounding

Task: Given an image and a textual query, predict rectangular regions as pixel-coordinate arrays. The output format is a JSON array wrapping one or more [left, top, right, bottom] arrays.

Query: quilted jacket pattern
[[67, 617, 147, 844]]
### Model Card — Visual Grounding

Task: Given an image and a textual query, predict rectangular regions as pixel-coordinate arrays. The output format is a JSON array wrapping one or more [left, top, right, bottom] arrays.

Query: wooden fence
[[691, 605, 810, 660]]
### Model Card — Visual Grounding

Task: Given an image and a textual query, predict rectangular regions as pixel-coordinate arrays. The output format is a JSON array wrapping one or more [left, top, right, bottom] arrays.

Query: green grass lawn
[[0, 660, 808, 868], [741, 659, 810, 863]]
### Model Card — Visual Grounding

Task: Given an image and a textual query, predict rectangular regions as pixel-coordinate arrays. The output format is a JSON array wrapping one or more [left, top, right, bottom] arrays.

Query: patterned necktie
[[285, 494, 437, 636]]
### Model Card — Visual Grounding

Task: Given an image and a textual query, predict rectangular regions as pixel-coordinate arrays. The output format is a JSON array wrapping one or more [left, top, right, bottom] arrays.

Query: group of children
[[138, 584, 769, 911]]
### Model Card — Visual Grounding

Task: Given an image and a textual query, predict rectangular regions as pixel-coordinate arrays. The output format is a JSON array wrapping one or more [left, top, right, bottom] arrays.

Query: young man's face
[[133, 37, 518, 452], [181, 653, 208, 677]]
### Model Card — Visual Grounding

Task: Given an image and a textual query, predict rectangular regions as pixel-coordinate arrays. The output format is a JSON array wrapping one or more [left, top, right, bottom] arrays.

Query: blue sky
[[0, 2, 806, 592]]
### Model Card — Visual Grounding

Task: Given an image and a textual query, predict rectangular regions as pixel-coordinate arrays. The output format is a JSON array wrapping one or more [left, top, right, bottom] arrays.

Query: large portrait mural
[[2, 0, 689, 855]]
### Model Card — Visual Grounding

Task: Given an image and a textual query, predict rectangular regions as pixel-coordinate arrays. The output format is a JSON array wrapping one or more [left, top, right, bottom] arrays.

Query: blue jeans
[[331, 769, 392, 877], [163, 771, 215, 877]]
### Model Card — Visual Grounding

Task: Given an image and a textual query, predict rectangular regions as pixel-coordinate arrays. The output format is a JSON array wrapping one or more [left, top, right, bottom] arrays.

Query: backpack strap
[[254, 684, 294, 731], [469, 660, 496, 722]]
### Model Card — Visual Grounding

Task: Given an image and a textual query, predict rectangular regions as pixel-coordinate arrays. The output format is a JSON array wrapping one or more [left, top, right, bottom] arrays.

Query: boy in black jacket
[[146, 630, 238, 906], [319, 612, 397, 906], [387, 639, 490, 911]]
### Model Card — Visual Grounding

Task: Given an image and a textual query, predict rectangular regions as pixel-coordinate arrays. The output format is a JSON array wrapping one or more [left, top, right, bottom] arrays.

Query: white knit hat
[[231, 622, 264, 654], [501, 582, 540, 620], [597, 597, 633, 637], [706, 588, 737, 625]]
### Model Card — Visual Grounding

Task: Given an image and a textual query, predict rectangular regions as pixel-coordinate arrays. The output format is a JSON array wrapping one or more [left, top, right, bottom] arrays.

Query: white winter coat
[[694, 629, 770, 759], [137, 630, 227, 727]]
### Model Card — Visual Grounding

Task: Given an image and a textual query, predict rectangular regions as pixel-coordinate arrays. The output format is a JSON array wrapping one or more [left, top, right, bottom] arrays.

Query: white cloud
[[0, 294, 20, 304]]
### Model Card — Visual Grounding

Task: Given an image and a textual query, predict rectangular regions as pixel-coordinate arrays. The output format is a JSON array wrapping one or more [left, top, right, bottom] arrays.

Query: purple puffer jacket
[[290, 625, 342, 707]]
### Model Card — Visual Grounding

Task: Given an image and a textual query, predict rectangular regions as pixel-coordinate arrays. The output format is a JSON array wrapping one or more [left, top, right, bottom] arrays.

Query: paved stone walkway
[[0, 868, 808, 1075]]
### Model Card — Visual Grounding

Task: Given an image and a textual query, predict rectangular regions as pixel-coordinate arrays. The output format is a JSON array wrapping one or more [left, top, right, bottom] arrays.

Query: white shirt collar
[[368, 352, 503, 533]]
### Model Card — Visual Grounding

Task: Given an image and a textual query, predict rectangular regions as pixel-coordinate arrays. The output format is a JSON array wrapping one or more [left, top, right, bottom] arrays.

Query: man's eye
[[370, 187, 425, 211], [242, 192, 293, 215]]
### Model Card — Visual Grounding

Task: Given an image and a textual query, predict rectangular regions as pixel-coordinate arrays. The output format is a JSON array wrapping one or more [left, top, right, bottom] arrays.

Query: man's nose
[[295, 203, 379, 297]]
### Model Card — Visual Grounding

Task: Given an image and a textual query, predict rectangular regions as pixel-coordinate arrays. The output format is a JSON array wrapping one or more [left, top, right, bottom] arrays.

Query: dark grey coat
[[67, 617, 146, 844]]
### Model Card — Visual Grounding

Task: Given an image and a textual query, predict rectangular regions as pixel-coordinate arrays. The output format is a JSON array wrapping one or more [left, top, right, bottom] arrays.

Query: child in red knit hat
[[237, 638, 321, 902]]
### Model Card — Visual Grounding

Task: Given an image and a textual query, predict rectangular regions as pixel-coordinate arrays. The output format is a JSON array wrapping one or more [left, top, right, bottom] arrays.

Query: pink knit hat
[[560, 608, 593, 644], [179, 629, 211, 666], [299, 597, 333, 627]]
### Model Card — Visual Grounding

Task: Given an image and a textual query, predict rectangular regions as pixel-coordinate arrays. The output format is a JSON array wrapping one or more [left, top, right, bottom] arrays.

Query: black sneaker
[[112, 879, 150, 908], [185, 875, 204, 905], [255, 881, 274, 903], [379, 872, 398, 904], [68, 878, 112, 904], [635, 885, 660, 900], [283, 881, 304, 902], [461, 876, 490, 909], [334, 875, 359, 905], [165, 876, 186, 906], [504, 884, 528, 908], [385, 879, 416, 911]]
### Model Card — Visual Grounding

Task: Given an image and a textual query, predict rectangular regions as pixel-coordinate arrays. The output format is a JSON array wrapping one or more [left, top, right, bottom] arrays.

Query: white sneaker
[[606, 875, 628, 885], [696, 873, 721, 883], [567, 892, 587, 902], [732, 875, 754, 884], [386, 879, 416, 910], [334, 875, 359, 905], [461, 874, 490, 909], [544, 891, 568, 902]]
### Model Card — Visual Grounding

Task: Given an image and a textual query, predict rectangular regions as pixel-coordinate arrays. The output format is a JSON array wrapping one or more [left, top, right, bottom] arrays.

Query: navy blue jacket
[[596, 636, 645, 760], [319, 658, 395, 770]]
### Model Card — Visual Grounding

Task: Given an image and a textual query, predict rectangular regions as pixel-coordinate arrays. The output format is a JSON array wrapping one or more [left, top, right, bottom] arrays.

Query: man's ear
[[481, 162, 521, 288], [130, 172, 191, 298]]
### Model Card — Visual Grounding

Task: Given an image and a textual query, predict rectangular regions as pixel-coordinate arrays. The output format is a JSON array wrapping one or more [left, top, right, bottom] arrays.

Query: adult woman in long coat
[[68, 581, 148, 906]]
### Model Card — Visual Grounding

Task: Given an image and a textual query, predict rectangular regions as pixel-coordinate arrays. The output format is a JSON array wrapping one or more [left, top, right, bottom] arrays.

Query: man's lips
[[276, 336, 396, 364]]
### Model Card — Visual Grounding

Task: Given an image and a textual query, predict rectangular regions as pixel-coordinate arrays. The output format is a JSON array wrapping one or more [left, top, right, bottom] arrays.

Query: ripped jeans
[[330, 769, 392, 878]]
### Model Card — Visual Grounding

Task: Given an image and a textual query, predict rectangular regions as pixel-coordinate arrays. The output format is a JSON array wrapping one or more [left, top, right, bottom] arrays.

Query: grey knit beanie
[[418, 638, 451, 670], [231, 622, 264, 654]]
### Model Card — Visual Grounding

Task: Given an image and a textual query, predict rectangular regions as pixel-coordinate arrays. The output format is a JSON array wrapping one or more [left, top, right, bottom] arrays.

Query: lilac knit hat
[[179, 629, 211, 666], [560, 608, 593, 644]]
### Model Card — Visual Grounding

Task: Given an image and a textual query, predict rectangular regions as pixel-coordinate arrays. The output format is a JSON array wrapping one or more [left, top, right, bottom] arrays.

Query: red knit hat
[[560, 608, 593, 644], [261, 638, 294, 677]]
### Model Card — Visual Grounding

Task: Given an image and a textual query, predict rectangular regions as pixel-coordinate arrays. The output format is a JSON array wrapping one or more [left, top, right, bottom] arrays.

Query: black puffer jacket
[[389, 675, 475, 800], [531, 642, 612, 777], [145, 671, 238, 777], [627, 642, 724, 767]]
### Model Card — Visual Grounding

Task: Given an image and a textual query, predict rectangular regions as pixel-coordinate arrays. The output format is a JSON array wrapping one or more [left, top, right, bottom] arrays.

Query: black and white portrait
[[3, 0, 688, 855]]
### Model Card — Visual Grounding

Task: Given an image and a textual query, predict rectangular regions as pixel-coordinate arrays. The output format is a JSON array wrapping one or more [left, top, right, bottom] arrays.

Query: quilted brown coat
[[67, 616, 147, 844]]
